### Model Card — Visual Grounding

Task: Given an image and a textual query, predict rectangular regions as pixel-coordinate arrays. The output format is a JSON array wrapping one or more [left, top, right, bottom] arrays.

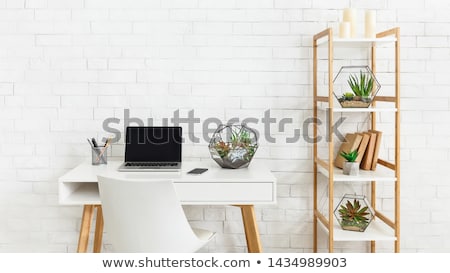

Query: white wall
[[0, 0, 449, 253]]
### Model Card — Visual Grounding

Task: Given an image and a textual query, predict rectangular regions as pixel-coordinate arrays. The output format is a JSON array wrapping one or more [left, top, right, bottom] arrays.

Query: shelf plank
[[317, 104, 397, 113], [318, 219, 397, 241], [329, 107, 397, 113], [316, 37, 397, 47], [317, 164, 396, 182]]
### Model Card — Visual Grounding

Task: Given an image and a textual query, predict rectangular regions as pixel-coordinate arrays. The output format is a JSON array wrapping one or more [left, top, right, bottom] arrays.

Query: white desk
[[58, 160, 277, 253]]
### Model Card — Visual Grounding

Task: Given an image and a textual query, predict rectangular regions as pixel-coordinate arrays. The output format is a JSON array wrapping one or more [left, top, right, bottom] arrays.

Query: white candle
[[343, 8, 357, 38], [339, 22, 351, 38], [365, 10, 376, 38]]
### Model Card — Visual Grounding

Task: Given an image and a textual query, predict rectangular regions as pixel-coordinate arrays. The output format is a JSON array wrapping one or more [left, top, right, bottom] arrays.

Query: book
[[369, 130, 383, 170], [335, 133, 363, 169], [355, 132, 371, 164], [360, 131, 377, 170]]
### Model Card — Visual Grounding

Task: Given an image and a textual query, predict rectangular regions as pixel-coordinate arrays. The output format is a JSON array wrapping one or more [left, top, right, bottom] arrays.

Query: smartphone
[[187, 168, 208, 175]]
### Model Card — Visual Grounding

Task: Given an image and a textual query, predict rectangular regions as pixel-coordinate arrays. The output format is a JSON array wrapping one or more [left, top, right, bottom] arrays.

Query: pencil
[[95, 137, 112, 163]]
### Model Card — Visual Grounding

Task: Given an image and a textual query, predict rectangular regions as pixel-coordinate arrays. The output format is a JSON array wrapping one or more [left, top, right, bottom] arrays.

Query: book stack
[[335, 130, 382, 171]]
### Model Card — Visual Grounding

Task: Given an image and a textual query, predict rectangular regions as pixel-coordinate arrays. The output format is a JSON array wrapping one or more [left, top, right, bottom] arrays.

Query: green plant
[[214, 141, 230, 158], [231, 130, 251, 146], [340, 150, 358, 162], [338, 199, 370, 227], [347, 71, 374, 97], [339, 92, 354, 102], [214, 128, 257, 160], [343, 92, 354, 100]]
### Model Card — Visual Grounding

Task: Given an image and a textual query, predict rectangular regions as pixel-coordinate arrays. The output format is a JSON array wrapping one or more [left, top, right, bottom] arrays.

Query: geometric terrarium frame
[[333, 65, 381, 108], [334, 194, 375, 232]]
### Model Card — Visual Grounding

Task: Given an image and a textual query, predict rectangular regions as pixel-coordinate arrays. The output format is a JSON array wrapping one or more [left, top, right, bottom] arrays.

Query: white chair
[[97, 176, 215, 253]]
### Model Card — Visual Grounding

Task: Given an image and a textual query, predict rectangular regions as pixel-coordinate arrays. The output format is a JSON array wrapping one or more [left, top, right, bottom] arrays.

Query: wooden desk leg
[[237, 205, 262, 253], [93, 205, 104, 253], [77, 205, 95, 253]]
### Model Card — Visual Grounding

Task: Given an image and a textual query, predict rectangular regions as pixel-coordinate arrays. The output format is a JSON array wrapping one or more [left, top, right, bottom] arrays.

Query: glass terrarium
[[333, 65, 381, 108], [208, 123, 258, 169], [334, 194, 374, 232]]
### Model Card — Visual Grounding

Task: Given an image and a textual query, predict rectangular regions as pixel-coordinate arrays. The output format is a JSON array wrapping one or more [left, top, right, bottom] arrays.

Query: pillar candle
[[339, 22, 351, 38], [365, 10, 376, 38], [343, 8, 357, 38]]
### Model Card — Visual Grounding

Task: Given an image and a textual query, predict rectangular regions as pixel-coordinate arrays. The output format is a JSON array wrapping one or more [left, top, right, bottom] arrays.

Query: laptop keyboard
[[125, 162, 178, 167]]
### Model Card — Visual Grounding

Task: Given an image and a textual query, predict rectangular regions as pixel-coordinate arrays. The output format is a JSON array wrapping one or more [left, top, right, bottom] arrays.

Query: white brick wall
[[0, 1, 449, 253]]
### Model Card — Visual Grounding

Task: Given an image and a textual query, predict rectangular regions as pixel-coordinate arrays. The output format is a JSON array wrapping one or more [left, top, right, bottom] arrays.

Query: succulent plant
[[340, 149, 358, 162], [214, 140, 230, 158], [347, 71, 374, 97], [231, 130, 252, 146], [343, 92, 354, 100], [338, 199, 370, 226], [339, 92, 354, 102]]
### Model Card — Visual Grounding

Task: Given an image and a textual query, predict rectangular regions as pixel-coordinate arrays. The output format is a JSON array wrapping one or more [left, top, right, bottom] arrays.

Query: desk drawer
[[175, 182, 274, 204]]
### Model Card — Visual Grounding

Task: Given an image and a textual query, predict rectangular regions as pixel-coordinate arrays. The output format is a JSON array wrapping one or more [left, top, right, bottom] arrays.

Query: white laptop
[[118, 126, 182, 172]]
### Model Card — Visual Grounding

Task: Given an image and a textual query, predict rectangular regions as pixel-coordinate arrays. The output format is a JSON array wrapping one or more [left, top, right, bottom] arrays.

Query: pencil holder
[[92, 146, 107, 165]]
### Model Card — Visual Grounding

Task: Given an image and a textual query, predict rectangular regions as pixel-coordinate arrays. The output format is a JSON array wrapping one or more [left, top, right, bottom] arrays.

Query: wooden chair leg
[[236, 205, 263, 253], [77, 205, 95, 253], [93, 205, 104, 253]]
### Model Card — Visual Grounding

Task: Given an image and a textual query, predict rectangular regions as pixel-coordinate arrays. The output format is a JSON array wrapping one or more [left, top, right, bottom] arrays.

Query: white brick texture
[[0, 1, 449, 253]]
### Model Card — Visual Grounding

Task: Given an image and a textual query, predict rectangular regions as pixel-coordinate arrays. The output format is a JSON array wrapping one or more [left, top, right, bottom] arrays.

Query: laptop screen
[[124, 126, 182, 162]]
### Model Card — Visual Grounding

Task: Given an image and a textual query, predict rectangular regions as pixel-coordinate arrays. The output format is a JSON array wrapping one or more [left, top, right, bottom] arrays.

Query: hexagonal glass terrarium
[[208, 123, 258, 169], [334, 194, 374, 232], [333, 65, 381, 108]]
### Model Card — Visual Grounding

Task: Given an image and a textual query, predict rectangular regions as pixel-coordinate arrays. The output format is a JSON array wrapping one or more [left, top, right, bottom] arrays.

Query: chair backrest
[[97, 176, 207, 253]]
